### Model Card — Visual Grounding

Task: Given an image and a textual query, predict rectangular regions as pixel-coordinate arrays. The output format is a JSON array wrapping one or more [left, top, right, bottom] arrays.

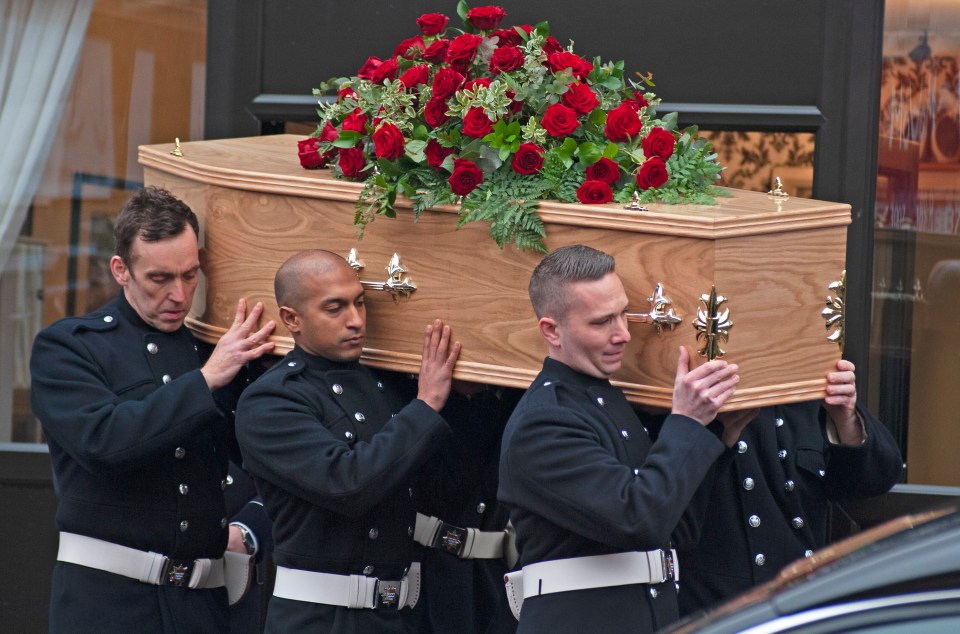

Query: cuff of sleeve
[[826, 409, 868, 446]]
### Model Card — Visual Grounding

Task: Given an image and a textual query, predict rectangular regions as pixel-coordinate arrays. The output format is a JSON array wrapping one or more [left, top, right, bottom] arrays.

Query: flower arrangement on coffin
[[298, 1, 726, 252]]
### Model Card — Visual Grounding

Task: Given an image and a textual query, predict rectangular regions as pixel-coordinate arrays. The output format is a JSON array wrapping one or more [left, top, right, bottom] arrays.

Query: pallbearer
[[498, 244, 747, 633]]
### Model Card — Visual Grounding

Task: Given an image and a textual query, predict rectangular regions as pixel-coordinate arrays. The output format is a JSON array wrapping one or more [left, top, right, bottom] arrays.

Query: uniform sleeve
[[225, 462, 274, 559], [822, 403, 903, 499], [500, 404, 725, 550], [236, 380, 451, 519], [30, 325, 223, 473]]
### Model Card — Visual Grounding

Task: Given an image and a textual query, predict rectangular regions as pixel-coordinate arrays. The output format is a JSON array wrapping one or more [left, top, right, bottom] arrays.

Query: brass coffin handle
[[625, 283, 682, 334], [693, 286, 733, 360], [347, 249, 417, 303], [822, 270, 846, 353]]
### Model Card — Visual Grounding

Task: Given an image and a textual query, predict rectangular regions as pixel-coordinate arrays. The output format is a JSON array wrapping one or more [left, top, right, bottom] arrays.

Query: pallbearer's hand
[[202, 298, 276, 390], [417, 319, 461, 412], [671, 346, 740, 425]]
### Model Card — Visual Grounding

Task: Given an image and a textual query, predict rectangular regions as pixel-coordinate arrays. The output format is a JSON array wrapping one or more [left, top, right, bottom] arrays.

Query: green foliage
[[305, 2, 727, 253]]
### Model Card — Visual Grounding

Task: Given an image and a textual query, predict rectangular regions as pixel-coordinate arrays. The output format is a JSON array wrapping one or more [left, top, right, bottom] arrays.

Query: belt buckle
[[433, 522, 467, 557], [661, 550, 676, 582], [375, 579, 402, 609], [163, 559, 192, 586]]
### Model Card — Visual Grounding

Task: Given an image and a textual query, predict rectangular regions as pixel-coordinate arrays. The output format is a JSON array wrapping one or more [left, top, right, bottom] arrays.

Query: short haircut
[[114, 187, 199, 266], [274, 249, 348, 310], [528, 244, 616, 320]]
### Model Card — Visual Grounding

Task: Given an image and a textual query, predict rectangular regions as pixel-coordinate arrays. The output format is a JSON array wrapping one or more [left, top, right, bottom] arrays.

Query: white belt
[[273, 563, 421, 610], [57, 531, 225, 590], [502, 549, 678, 620], [413, 512, 507, 560]]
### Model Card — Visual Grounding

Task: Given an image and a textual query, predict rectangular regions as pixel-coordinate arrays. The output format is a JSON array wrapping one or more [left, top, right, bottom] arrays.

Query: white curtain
[[0, 0, 94, 272]]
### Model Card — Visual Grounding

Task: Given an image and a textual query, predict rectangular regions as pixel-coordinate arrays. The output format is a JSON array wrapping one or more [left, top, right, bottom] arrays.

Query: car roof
[[665, 505, 960, 634]]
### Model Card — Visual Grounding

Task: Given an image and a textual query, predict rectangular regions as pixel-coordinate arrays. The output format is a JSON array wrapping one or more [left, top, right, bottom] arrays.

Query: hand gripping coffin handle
[[625, 283, 683, 334], [346, 249, 417, 303]]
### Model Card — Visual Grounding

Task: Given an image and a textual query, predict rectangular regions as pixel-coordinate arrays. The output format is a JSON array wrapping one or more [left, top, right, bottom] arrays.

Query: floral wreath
[[298, 1, 725, 252]]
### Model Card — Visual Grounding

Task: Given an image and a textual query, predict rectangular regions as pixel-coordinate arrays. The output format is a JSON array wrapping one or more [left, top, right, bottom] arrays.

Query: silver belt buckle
[[375, 578, 402, 609]]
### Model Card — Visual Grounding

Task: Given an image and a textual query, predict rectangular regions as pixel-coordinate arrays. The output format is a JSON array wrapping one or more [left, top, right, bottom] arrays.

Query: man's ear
[[198, 247, 207, 274], [538, 316, 561, 348], [109, 255, 130, 287], [278, 306, 301, 334]]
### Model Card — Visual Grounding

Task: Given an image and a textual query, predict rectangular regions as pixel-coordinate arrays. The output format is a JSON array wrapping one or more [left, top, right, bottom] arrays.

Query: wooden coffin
[[140, 134, 850, 411]]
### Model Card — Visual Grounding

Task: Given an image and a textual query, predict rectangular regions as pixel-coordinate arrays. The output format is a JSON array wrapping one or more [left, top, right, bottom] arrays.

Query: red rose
[[416, 13, 449, 36], [543, 36, 563, 55], [431, 66, 464, 100], [604, 103, 641, 142], [448, 158, 484, 196], [466, 5, 506, 31], [561, 82, 599, 115], [425, 138, 455, 170], [511, 143, 545, 174], [399, 64, 430, 89], [628, 90, 649, 109], [585, 157, 620, 185], [319, 121, 339, 144], [462, 107, 494, 138], [642, 127, 676, 160], [312, 121, 339, 167], [546, 52, 592, 80], [636, 157, 669, 190], [297, 137, 324, 169], [576, 180, 614, 204], [489, 45, 524, 73], [492, 25, 529, 47], [356, 56, 382, 81], [341, 108, 368, 134], [541, 103, 581, 137], [370, 57, 399, 84], [446, 33, 483, 66], [337, 87, 358, 103], [372, 122, 405, 160], [422, 39, 449, 63], [338, 147, 366, 178], [424, 97, 450, 128], [463, 77, 492, 92], [506, 90, 523, 114], [393, 35, 425, 59]]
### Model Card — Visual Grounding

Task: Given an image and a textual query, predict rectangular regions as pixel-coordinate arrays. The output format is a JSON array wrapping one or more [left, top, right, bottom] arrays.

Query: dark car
[[662, 504, 960, 634]]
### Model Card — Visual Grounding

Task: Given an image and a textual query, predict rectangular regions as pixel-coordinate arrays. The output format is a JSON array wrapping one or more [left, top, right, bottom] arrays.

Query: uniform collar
[[112, 290, 185, 335], [542, 356, 612, 390], [289, 345, 363, 373]]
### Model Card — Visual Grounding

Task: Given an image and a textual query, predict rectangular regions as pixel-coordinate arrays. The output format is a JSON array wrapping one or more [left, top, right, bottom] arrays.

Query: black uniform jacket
[[234, 346, 451, 633], [676, 401, 903, 615], [497, 358, 726, 634], [30, 292, 237, 633]]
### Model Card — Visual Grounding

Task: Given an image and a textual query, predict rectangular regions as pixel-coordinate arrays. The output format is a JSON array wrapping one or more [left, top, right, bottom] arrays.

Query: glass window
[[0, 0, 207, 444], [871, 0, 960, 485], [700, 131, 815, 196]]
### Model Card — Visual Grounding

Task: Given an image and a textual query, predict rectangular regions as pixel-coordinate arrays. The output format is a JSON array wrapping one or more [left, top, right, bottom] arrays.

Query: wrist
[[230, 522, 257, 556]]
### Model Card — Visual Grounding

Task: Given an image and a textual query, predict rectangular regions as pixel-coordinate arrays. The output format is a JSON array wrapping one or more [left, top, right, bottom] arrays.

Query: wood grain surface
[[141, 135, 851, 410]]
